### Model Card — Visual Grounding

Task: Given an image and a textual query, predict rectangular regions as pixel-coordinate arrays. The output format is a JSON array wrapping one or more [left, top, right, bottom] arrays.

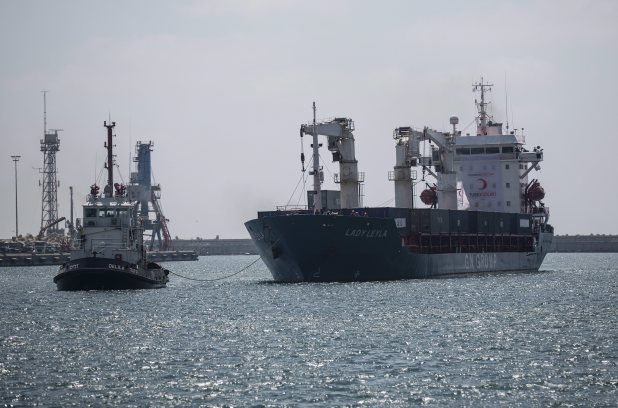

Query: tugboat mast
[[104, 121, 115, 197]]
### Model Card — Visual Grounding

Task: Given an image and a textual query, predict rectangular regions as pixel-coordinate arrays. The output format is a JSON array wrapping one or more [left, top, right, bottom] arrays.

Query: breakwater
[[2, 235, 616, 267], [0, 250, 197, 267], [0, 253, 71, 267], [171, 239, 258, 256], [552, 235, 618, 252]]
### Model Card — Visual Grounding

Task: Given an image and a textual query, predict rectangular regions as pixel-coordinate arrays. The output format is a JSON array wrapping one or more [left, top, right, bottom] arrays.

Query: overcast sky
[[1, 0, 617, 239]]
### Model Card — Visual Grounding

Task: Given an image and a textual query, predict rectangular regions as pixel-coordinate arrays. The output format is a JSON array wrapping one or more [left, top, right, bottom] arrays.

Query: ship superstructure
[[245, 79, 553, 282], [54, 121, 169, 290]]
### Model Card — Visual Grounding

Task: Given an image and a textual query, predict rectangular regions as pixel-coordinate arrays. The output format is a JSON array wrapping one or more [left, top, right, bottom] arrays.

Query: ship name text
[[344, 228, 388, 239]]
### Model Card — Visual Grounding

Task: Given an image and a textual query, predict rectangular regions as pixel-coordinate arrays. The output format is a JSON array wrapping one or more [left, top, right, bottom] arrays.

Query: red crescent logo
[[477, 178, 488, 190]]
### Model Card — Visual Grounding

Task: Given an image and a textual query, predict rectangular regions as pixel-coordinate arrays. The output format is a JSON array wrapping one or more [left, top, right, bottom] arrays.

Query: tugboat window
[[85, 208, 96, 218], [99, 209, 116, 217]]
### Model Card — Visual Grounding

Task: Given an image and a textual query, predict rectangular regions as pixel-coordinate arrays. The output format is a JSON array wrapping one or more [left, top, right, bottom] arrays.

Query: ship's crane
[[127, 141, 172, 251], [390, 125, 458, 210], [37, 217, 66, 240], [150, 188, 171, 251], [300, 106, 364, 209]]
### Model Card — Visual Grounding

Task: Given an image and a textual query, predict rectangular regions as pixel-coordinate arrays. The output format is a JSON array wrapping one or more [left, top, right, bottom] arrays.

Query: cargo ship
[[245, 79, 554, 282], [54, 121, 169, 290]]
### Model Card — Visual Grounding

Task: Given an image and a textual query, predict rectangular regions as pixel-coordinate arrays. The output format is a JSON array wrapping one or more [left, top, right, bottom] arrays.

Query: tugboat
[[54, 121, 169, 290], [245, 79, 554, 282]]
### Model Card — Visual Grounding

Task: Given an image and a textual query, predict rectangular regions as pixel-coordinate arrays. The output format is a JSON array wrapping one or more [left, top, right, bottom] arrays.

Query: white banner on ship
[[458, 159, 503, 211], [457, 181, 470, 210]]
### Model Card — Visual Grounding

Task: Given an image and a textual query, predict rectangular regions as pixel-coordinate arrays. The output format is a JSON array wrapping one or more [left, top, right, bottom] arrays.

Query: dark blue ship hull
[[245, 208, 553, 283], [54, 257, 169, 291]]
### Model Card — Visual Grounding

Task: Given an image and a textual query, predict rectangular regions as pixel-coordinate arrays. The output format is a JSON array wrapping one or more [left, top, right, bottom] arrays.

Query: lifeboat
[[527, 181, 545, 201], [420, 187, 437, 206]]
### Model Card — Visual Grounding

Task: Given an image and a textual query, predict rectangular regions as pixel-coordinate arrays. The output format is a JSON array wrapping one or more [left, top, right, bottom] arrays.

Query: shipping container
[[514, 214, 532, 234], [467, 211, 479, 233], [494, 212, 511, 234], [386, 208, 412, 236], [410, 209, 450, 234], [449, 210, 470, 234], [508, 213, 519, 234], [476, 212, 495, 234], [430, 210, 448, 233]]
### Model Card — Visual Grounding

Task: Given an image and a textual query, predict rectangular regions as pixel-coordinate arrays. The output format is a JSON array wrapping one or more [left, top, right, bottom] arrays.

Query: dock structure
[[128, 142, 172, 251]]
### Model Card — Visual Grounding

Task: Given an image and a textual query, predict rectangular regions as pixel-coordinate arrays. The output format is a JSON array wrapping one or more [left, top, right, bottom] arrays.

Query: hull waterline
[[54, 257, 168, 291]]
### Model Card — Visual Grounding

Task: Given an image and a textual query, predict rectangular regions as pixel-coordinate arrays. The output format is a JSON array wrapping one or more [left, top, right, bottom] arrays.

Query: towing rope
[[167, 256, 262, 282]]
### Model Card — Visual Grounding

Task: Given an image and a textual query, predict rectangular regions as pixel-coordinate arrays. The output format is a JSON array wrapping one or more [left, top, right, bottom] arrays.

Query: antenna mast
[[311, 102, 322, 212], [69, 186, 75, 239], [42, 90, 48, 133], [104, 120, 116, 197], [504, 73, 510, 133], [473, 77, 493, 135]]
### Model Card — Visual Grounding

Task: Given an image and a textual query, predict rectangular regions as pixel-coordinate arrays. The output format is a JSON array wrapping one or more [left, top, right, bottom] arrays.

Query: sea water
[[1, 253, 616, 406]]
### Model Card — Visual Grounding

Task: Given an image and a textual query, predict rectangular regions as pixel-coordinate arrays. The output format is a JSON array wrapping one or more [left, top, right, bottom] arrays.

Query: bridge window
[[471, 147, 484, 154], [502, 146, 514, 153], [456, 148, 470, 155], [99, 209, 116, 217], [85, 208, 96, 218], [486, 147, 500, 154]]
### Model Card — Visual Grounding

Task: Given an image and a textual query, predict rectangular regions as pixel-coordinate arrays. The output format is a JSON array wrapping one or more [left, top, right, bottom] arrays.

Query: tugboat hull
[[54, 258, 169, 291]]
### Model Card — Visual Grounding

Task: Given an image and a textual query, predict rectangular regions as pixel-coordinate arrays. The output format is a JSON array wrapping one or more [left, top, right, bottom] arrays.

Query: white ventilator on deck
[[301, 107, 363, 210]]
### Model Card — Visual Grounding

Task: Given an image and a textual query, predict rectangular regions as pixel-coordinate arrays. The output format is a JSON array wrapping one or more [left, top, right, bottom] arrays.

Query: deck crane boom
[[301, 116, 364, 209], [390, 126, 458, 209]]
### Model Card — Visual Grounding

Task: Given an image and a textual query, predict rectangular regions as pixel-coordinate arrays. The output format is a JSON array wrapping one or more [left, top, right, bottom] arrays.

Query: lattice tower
[[40, 130, 61, 234]]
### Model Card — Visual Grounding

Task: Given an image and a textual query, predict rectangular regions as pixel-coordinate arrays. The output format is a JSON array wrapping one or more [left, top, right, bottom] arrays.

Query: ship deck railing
[[274, 205, 308, 212], [403, 233, 535, 254], [71, 237, 132, 252]]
